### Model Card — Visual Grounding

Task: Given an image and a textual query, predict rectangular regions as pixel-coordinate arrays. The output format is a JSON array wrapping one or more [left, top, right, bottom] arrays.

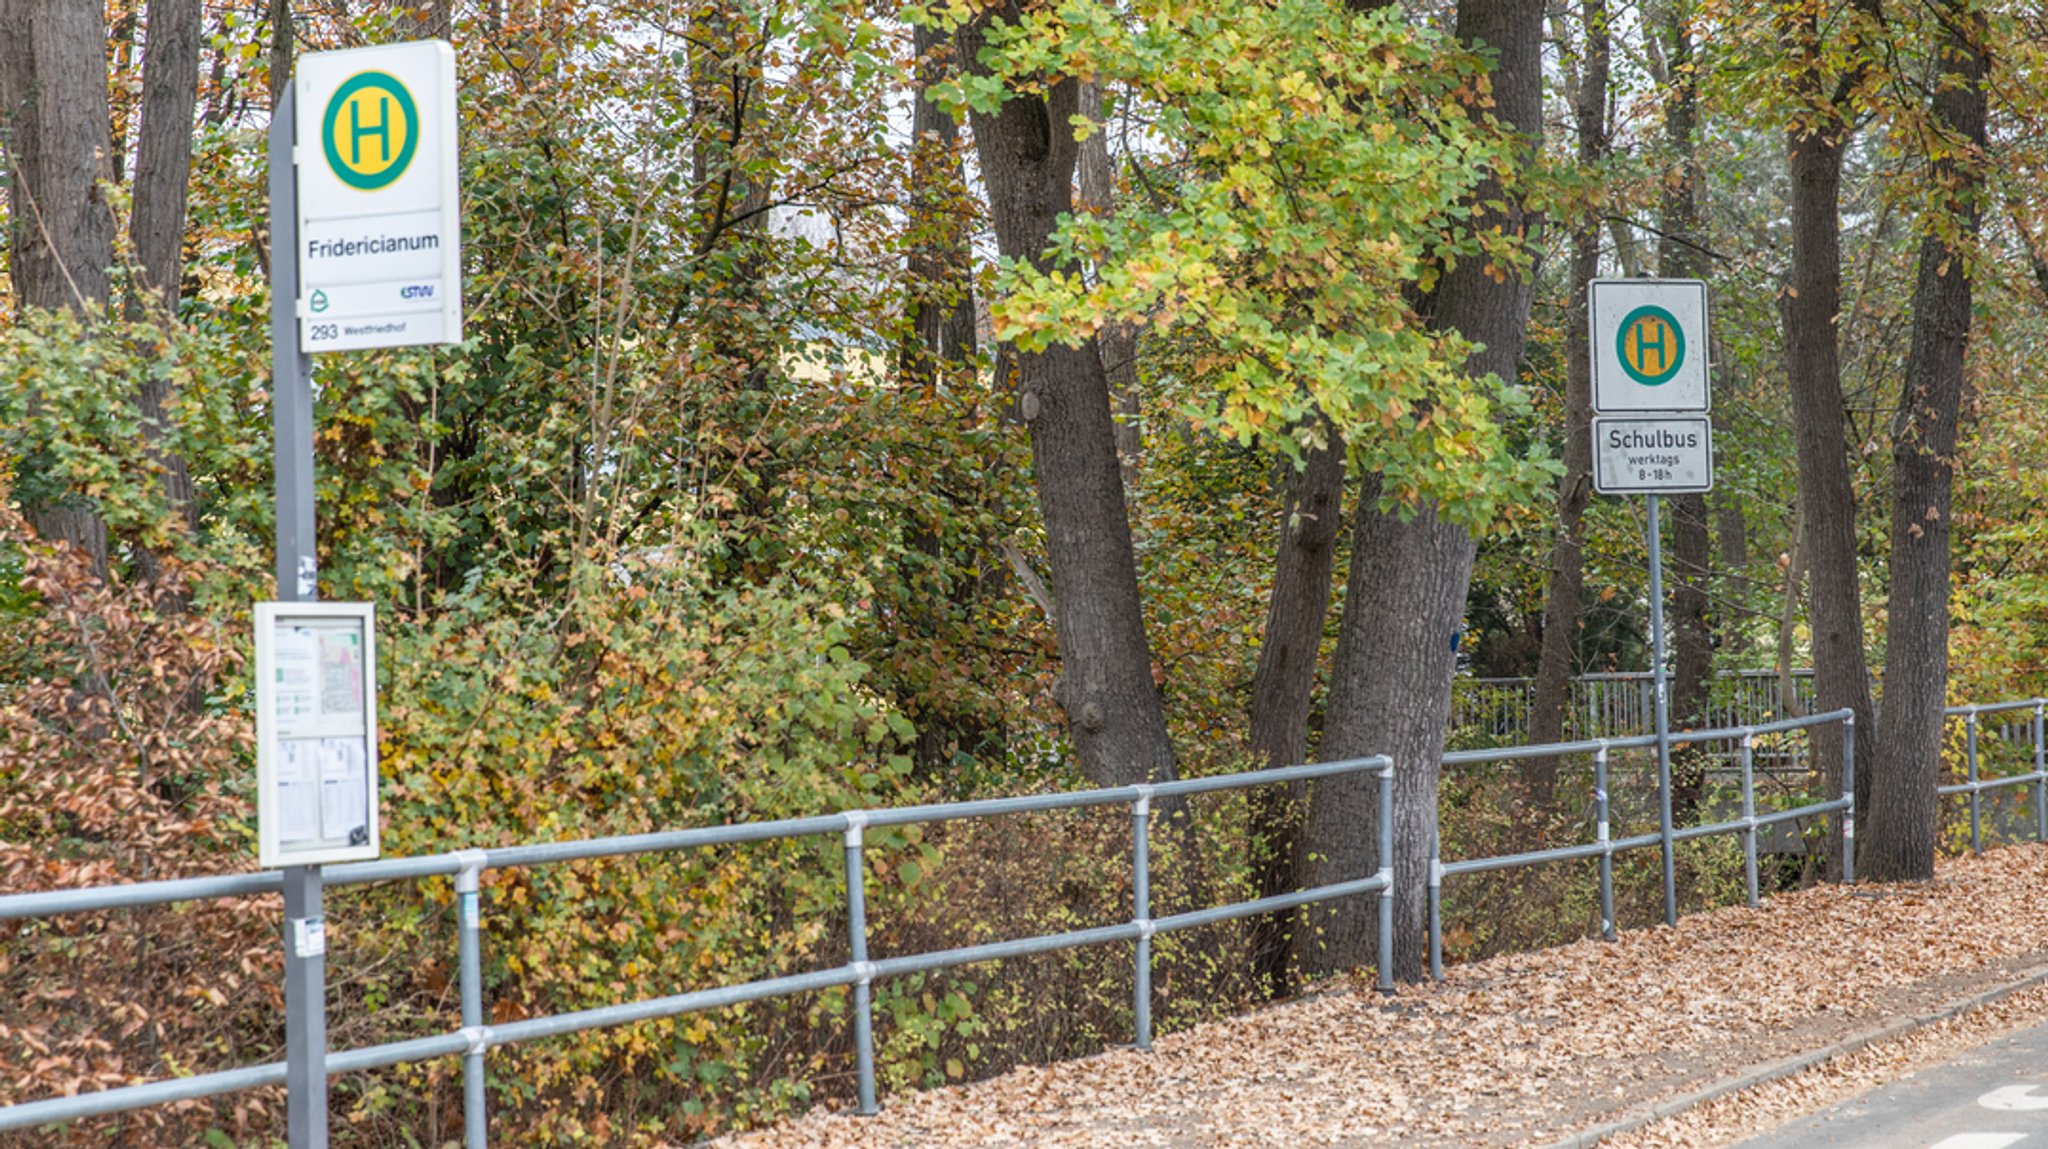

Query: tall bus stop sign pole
[[1588, 278, 1712, 930], [269, 39, 459, 1148]]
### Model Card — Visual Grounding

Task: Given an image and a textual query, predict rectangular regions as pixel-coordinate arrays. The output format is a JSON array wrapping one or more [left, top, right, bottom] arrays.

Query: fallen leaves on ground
[[710, 844, 2048, 1148]]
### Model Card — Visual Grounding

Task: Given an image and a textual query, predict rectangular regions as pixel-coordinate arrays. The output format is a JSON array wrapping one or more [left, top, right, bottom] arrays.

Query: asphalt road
[[1732, 1017, 2048, 1149]]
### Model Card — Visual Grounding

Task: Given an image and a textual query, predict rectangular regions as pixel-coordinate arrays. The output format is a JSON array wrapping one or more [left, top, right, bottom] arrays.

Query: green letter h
[[350, 96, 392, 164]]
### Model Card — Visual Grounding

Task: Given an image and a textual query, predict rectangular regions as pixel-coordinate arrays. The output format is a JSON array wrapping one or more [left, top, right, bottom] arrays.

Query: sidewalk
[[718, 842, 2048, 1148]]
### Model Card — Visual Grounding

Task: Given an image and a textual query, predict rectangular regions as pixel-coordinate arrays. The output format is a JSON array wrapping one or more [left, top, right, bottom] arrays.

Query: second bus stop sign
[[1589, 278, 1709, 414]]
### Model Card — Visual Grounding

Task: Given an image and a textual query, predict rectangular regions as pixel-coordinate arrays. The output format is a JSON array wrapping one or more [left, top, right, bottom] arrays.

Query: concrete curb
[[1524, 961, 2048, 1149]]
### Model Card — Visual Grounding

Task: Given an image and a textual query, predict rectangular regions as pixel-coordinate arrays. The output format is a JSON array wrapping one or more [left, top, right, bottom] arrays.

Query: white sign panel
[[1590, 279, 1710, 414], [256, 602, 381, 867], [295, 40, 461, 353], [1593, 415, 1714, 495]]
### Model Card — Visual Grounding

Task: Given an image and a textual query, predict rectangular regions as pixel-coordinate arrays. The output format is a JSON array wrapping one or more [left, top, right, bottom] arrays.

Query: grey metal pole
[[455, 852, 488, 1149], [1427, 852, 1442, 983], [1647, 495, 1677, 926], [1740, 733, 1758, 908], [1376, 763, 1395, 994], [272, 84, 328, 1149], [1595, 743, 1615, 942], [1132, 788, 1153, 1050], [2034, 702, 2045, 843], [282, 865, 328, 1149], [1967, 711, 1982, 853], [843, 815, 877, 1116], [1841, 714, 1857, 884]]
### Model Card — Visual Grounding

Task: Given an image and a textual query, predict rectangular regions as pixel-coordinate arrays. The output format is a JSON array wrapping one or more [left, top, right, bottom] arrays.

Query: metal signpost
[[268, 39, 460, 1148], [1588, 278, 1713, 928]]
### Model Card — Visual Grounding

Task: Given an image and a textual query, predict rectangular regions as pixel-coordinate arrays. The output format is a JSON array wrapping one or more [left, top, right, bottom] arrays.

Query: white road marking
[[1983, 1085, 2048, 1112], [1931, 1135, 2027, 1149]]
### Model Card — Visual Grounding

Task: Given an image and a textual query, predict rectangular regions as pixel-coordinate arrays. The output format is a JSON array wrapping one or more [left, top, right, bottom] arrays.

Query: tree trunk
[[1527, 0, 1609, 804], [1864, 5, 1984, 882], [1778, 0, 1881, 877], [1075, 76, 1142, 489], [964, 7, 1176, 788], [1657, 0, 1713, 818], [1244, 430, 1345, 990], [2, 0, 117, 579], [1296, 0, 1542, 982], [128, 0, 204, 539]]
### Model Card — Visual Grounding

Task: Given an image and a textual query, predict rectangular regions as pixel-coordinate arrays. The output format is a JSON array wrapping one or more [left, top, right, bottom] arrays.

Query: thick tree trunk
[[3, 0, 118, 578], [964, 9, 1176, 788], [1779, 1, 1881, 875], [1296, 0, 1542, 982], [1528, 0, 1609, 803], [129, 0, 203, 538], [1864, 7, 1984, 882]]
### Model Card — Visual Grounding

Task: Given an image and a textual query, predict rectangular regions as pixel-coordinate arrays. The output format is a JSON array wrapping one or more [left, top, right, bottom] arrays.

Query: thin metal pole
[[1647, 495, 1677, 926], [1740, 733, 1758, 908], [1596, 743, 1614, 942], [283, 865, 327, 1149], [1967, 711, 1982, 853], [1427, 851, 1442, 983], [1132, 788, 1153, 1050], [456, 853, 487, 1149], [2034, 702, 2045, 843], [272, 84, 327, 1149], [844, 816, 877, 1116], [1841, 714, 1856, 884], [1376, 763, 1395, 994]]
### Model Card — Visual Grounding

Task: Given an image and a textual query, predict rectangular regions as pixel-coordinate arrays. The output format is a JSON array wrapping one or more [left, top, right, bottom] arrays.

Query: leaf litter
[[710, 843, 2048, 1148]]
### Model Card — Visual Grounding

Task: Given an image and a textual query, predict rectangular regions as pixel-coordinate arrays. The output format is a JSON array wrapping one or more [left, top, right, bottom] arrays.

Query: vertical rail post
[[1646, 495, 1677, 927], [1427, 852, 1443, 983], [1376, 761, 1395, 995], [1595, 742, 1615, 942], [1967, 710, 1982, 854], [1132, 786, 1154, 1051], [454, 851, 489, 1149], [843, 813, 877, 1116], [2034, 702, 2046, 843], [1739, 733, 1758, 908], [1841, 714, 1856, 884]]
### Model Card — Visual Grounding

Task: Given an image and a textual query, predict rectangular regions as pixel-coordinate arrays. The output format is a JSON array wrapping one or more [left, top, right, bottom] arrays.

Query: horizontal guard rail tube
[[868, 924, 1144, 982], [1153, 875, 1386, 934], [1750, 800, 1847, 830], [1672, 818, 1749, 843], [487, 967, 859, 1049], [0, 871, 283, 921], [0, 1061, 287, 1132], [1666, 707, 1855, 746], [1946, 698, 2045, 718], [1443, 832, 1664, 878], [1444, 736, 1657, 766], [1939, 773, 2047, 797]]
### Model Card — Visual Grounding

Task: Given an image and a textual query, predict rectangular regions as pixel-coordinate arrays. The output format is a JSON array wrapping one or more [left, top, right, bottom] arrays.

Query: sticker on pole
[[1592, 414, 1714, 495], [1590, 279, 1709, 413], [294, 40, 461, 353]]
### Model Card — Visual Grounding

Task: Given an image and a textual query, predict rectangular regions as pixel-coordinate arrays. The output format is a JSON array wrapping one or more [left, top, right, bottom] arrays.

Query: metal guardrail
[[0, 755, 1394, 1144], [1939, 699, 2048, 852], [1427, 708, 1858, 981]]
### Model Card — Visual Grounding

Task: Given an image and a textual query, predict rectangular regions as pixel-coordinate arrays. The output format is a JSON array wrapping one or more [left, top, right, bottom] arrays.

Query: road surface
[[1733, 1017, 2048, 1149]]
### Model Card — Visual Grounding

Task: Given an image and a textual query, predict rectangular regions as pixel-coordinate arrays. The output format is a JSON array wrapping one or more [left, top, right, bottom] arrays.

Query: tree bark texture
[[1244, 432, 1345, 989], [2, 0, 117, 577], [1076, 77, 1142, 489], [1779, 0, 1881, 872], [1296, 0, 1543, 982], [1864, 6, 1985, 882], [129, 0, 204, 536], [1527, 0, 1609, 803], [964, 8, 1176, 788]]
